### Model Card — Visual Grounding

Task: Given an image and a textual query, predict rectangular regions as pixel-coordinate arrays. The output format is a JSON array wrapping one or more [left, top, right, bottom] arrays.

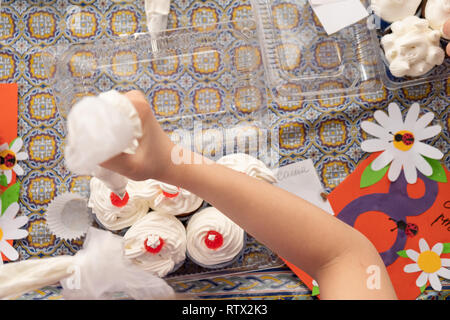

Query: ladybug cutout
[[389, 218, 418, 237], [0, 152, 16, 169], [394, 133, 414, 146]]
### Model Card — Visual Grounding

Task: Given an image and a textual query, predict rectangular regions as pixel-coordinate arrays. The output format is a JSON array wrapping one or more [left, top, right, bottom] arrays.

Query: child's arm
[[445, 20, 450, 56], [102, 90, 397, 300]]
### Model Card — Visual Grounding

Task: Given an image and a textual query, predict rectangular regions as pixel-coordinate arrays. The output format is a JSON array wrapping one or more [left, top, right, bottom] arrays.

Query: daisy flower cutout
[[312, 279, 320, 296], [361, 103, 443, 184], [0, 137, 28, 184], [403, 238, 450, 291], [0, 199, 29, 264]]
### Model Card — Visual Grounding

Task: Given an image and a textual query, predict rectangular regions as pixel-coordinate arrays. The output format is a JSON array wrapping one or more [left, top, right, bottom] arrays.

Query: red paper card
[[284, 153, 449, 300]]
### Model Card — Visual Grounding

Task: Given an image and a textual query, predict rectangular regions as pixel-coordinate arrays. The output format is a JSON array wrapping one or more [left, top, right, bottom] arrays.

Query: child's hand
[[445, 19, 450, 56], [100, 90, 176, 182]]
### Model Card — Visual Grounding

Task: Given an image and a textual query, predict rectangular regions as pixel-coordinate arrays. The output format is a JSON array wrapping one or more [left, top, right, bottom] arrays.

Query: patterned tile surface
[[0, 0, 449, 300]]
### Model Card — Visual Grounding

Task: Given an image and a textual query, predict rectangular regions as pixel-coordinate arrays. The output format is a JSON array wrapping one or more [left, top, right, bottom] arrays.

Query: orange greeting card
[[0, 83, 18, 261], [285, 153, 449, 300]]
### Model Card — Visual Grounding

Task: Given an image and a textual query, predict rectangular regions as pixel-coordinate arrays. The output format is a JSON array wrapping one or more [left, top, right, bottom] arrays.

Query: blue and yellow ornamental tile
[[65, 7, 102, 40], [151, 52, 180, 77], [0, 8, 18, 45], [234, 85, 263, 114], [67, 175, 91, 199], [25, 50, 55, 83], [272, 3, 300, 31], [192, 87, 222, 114], [320, 159, 350, 189], [151, 86, 182, 117], [191, 6, 219, 32], [279, 122, 305, 150], [0, 48, 19, 81], [24, 7, 61, 44], [192, 47, 220, 75], [108, 8, 139, 36], [234, 45, 261, 73]]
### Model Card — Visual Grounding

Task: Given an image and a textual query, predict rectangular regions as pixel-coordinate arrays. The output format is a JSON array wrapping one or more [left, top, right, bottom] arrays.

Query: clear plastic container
[[250, 0, 384, 102], [44, 19, 279, 167], [43, 19, 284, 280]]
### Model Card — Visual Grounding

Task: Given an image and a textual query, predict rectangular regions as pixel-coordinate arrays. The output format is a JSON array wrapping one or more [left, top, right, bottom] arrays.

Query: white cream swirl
[[381, 16, 445, 77], [425, 0, 450, 39], [123, 212, 186, 277], [216, 153, 277, 184], [370, 0, 422, 23], [186, 207, 244, 267], [88, 177, 149, 231], [128, 179, 203, 216]]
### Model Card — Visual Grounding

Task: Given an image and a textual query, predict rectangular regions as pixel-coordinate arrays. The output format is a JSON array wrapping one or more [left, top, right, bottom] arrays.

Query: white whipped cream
[[65, 90, 142, 175], [216, 153, 277, 184], [128, 179, 203, 216], [186, 207, 244, 267], [370, 0, 421, 23], [381, 16, 445, 77], [123, 212, 186, 277], [88, 177, 149, 231], [425, 0, 450, 39]]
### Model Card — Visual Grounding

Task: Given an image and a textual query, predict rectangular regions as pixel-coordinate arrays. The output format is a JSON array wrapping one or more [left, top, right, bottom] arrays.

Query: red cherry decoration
[[110, 191, 129, 207], [204, 231, 223, 249], [162, 188, 180, 198], [144, 236, 164, 254]]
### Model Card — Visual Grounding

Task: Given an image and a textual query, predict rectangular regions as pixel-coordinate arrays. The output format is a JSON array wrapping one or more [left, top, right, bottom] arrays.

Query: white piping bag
[[64, 90, 141, 197], [0, 228, 175, 300]]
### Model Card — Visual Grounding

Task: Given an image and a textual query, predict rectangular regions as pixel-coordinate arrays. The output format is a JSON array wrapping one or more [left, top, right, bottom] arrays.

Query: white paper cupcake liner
[[45, 192, 93, 241]]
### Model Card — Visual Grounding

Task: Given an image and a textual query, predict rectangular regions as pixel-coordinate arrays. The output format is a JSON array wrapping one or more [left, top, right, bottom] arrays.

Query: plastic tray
[[44, 20, 279, 166], [250, 0, 383, 102], [43, 20, 283, 280]]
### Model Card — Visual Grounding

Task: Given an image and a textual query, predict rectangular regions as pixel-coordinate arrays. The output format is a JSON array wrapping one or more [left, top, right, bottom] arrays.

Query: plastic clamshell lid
[[44, 20, 279, 167], [251, 0, 384, 102]]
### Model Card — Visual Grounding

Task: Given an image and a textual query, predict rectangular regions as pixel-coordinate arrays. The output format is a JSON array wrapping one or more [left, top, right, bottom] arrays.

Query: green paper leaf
[[8, 137, 19, 149], [423, 157, 447, 183], [312, 286, 320, 296], [0, 174, 7, 187], [443, 243, 450, 254], [360, 161, 389, 188], [1, 182, 21, 215], [420, 284, 427, 293], [396, 250, 408, 258]]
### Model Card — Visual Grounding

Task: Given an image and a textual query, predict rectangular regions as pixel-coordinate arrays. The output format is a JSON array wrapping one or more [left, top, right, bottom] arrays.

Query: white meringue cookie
[[186, 207, 244, 267], [216, 153, 277, 184], [370, 0, 421, 23], [123, 212, 186, 277], [88, 177, 149, 231], [128, 179, 203, 216], [425, 0, 450, 39], [381, 16, 445, 77]]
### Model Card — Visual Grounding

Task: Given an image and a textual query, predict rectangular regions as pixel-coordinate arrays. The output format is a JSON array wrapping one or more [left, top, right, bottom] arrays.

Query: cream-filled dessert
[[370, 0, 421, 23], [128, 179, 203, 216], [216, 153, 277, 184], [186, 207, 245, 268], [88, 177, 149, 231], [425, 0, 450, 39], [381, 16, 445, 77], [123, 212, 186, 277]]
